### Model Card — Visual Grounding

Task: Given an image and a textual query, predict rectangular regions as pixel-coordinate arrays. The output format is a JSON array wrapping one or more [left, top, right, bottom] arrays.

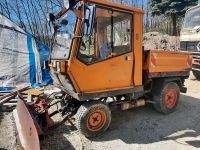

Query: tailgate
[[146, 50, 192, 73]]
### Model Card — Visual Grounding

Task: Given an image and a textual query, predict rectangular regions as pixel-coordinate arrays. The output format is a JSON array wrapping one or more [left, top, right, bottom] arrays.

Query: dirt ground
[[0, 73, 200, 150], [0, 111, 17, 150], [143, 32, 180, 51]]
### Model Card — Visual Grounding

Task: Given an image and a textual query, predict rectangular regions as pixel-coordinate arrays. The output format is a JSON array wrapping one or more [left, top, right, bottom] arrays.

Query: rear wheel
[[192, 70, 200, 80], [75, 101, 111, 138], [152, 82, 180, 114]]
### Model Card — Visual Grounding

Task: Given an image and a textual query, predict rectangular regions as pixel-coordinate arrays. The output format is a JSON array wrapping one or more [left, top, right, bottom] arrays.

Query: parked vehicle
[[13, 0, 192, 149], [180, 4, 200, 79]]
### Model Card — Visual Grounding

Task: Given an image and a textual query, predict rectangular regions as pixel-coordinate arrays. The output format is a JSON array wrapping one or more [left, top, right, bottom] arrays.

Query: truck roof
[[87, 0, 145, 14]]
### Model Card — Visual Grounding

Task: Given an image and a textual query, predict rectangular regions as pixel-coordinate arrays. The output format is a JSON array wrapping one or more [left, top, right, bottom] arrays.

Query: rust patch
[[13, 98, 41, 150]]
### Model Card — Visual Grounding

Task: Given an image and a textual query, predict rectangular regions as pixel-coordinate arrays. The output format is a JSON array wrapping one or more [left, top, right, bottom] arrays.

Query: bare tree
[[0, 0, 63, 46]]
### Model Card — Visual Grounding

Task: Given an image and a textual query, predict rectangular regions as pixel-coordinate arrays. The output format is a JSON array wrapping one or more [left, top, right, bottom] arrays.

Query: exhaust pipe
[[121, 99, 145, 110]]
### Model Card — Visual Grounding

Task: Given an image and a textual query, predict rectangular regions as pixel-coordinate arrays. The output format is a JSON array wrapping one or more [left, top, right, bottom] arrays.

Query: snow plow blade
[[13, 98, 42, 150]]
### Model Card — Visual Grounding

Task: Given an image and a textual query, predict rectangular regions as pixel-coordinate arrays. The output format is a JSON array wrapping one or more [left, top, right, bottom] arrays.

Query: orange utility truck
[[13, 0, 192, 149]]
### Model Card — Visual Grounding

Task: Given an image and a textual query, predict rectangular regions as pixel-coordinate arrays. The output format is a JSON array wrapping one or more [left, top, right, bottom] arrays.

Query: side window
[[97, 8, 112, 60], [113, 12, 132, 56], [77, 7, 132, 64], [78, 35, 95, 63]]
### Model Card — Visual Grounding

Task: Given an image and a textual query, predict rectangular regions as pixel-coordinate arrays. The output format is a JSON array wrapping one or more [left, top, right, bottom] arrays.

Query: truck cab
[[50, 0, 144, 99]]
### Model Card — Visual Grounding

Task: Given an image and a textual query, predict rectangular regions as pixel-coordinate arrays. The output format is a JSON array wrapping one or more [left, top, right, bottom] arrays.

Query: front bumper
[[192, 59, 200, 71]]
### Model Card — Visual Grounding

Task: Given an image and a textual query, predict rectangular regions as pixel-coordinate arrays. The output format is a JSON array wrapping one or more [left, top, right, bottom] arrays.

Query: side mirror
[[83, 5, 96, 36], [61, 19, 68, 26]]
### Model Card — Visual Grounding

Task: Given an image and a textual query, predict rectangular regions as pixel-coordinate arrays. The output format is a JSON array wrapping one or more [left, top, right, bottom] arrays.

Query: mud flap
[[13, 98, 42, 150]]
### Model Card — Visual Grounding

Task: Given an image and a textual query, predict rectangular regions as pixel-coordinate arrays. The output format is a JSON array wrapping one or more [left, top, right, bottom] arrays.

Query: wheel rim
[[164, 88, 177, 109], [87, 110, 106, 132]]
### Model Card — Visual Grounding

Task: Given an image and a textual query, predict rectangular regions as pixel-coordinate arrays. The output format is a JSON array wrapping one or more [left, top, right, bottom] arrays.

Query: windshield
[[51, 10, 77, 59], [182, 7, 200, 29]]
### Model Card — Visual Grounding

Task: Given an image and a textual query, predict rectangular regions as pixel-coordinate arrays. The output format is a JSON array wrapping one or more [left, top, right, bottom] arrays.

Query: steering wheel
[[80, 39, 90, 51]]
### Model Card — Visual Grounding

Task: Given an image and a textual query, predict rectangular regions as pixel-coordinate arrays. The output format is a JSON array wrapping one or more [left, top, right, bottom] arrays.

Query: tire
[[75, 101, 111, 138], [192, 70, 200, 80], [152, 82, 180, 114]]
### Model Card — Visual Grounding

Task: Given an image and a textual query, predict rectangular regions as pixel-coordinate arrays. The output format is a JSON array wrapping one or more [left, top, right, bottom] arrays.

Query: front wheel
[[75, 101, 111, 138], [152, 82, 180, 114]]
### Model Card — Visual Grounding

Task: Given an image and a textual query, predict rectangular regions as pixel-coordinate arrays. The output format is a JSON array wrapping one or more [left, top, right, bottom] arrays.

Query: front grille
[[193, 64, 200, 69], [180, 41, 200, 52], [193, 54, 200, 59]]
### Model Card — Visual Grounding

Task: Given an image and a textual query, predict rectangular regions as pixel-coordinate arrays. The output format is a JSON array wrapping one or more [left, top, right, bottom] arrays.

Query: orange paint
[[52, 0, 191, 95], [146, 50, 191, 73]]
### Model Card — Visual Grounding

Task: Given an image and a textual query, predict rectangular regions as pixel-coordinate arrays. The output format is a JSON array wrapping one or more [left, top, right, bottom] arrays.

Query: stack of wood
[[0, 87, 30, 112]]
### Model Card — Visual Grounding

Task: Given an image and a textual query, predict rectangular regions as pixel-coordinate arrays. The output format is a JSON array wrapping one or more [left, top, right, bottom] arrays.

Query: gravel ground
[[143, 32, 180, 51], [0, 112, 17, 150], [1, 73, 200, 150]]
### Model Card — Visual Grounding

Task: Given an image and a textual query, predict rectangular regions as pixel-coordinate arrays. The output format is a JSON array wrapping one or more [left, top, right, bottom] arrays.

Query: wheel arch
[[162, 77, 186, 93], [151, 77, 186, 94]]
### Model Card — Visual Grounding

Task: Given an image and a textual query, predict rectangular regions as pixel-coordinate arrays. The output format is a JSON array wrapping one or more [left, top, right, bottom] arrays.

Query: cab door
[[69, 6, 134, 93]]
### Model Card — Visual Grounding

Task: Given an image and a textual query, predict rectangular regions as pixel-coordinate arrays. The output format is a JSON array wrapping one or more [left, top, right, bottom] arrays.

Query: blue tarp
[[0, 14, 52, 88], [27, 33, 53, 87], [0, 87, 15, 92]]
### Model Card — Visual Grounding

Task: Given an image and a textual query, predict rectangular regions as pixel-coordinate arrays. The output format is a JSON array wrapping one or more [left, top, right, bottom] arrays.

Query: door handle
[[125, 56, 132, 61]]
